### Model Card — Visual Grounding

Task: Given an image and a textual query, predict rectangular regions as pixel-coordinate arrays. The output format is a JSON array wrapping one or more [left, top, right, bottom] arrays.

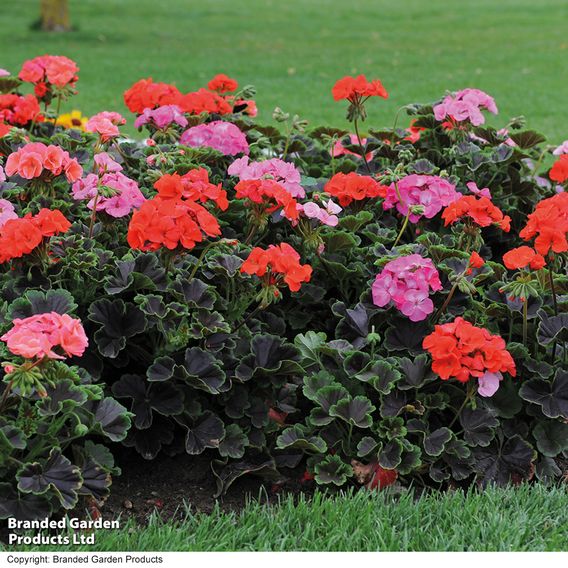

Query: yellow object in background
[[51, 110, 88, 131]]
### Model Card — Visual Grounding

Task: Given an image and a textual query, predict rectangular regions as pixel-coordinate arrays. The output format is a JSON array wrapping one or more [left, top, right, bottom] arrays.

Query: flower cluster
[[228, 156, 304, 198], [123, 78, 233, 116], [0, 93, 43, 126], [180, 121, 249, 156], [241, 243, 312, 292], [549, 154, 568, 183], [207, 73, 238, 93], [503, 246, 546, 271], [85, 111, 126, 142], [72, 164, 145, 218], [442, 195, 511, 231], [19, 55, 79, 100], [154, 169, 228, 210], [1, 312, 88, 360], [324, 172, 387, 206], [234, 178, 299, 221], [332, 74, 388, 102], [0, 208, 71, 263], [297, 198, 342, 227], [127, 174, 221, 252], [423, 317, 516, 396], [433, 88, 498, 126], [5, 142, 82, 182], [371, 254, 443, 321], [134, 104, 188, 131], [519, 192, 568, 255], [383, 174, 460, 222]]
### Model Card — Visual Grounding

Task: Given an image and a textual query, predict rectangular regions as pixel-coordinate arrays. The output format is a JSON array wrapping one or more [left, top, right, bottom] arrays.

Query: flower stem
[[393, 210, 410, 248], [353, 117, 372, 175], [522, 298, 528, 347]]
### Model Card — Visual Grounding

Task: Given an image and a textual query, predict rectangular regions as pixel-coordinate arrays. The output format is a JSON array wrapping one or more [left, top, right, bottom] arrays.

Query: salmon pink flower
[[86, 112, 126, 142], [1, 312, 88, 360]]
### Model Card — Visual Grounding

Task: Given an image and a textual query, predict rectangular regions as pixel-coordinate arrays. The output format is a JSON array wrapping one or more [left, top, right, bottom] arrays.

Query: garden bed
[[0, 55, 567, 529]]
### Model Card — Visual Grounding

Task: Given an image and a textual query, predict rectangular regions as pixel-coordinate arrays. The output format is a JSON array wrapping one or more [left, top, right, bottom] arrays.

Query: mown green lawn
[[0, 0, 566, 140], [5, 486, 568, 552]]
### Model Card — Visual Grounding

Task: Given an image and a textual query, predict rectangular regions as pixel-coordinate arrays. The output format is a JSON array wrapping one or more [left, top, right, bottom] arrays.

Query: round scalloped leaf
[[219, 424, 249, 459], [0, 483, 52, 521], [16, 449, 82, 510], [314, 455, 353, 486], [460, 407, 499, 447], [533, 421, 568, 457], [519, 369, 568, 419], [276, 425, 327, 454], [329, 395, 375, 428]]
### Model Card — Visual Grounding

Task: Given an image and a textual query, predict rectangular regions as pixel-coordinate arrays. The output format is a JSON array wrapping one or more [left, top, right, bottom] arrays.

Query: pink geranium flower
[[477, 371, 502, 397], [383, 174, 460, 222], [181, 121, 249, 156], [1, 312, 88, 360], [298, 198, 342, 226], [228, 156, 304, 198], [434, 88, 498, 126], [466, 181, 492, 200], [372, 254, 442, 322], [134, 105, 188, 130], [331, 134, 374, 162], [72, 170, 145, 218], [553, 140, 568, 156], [0, 199, 17, 229]]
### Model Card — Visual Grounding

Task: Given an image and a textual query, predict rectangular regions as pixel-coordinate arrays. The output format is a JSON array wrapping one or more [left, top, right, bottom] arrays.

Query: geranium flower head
[[372, 254, 442, 321], [442, 195, 511, 232], [383, 174, 460, 222], [325, 172, 387, 207], [503, 246, 546, 271], [180, 121, 248, 156], [550, 155, 568, 183], [423, 317, 516, 389], [1, 312, 88, 360], [434, 88, 497, 126], [519, 192, 568, 255], [332, 75, 388, 102], [207, 74, 238, 93], [228, 156, 304, 198], [241, 243, 312, 292]]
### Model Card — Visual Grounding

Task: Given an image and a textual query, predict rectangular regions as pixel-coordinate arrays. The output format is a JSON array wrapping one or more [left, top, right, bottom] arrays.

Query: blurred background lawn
[[0, 0, 566, 139]]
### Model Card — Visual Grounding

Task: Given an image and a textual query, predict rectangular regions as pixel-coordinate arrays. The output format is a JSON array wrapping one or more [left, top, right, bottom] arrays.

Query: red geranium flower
[[332, 74, 388, 102], [241, 243, 312, 292], [324, 172, 388, 206], [207, 74, 238, 94], [235, 178, 299, 221], [550, 155, 568, 183], [0, 208, 71, 264], [519, 192, 568, 256], [423, 317, 516, 383], [442, 195, 511, 232], [503, 246, 546, 270]]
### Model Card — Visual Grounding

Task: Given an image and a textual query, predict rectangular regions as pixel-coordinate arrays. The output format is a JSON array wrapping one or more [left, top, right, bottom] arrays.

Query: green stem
[[353, 117, 372, 175], [188, 240, 220, 281], [88, 191, 100, 239], [0, 379, 14, 412], [393, 210, 410, 248]]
